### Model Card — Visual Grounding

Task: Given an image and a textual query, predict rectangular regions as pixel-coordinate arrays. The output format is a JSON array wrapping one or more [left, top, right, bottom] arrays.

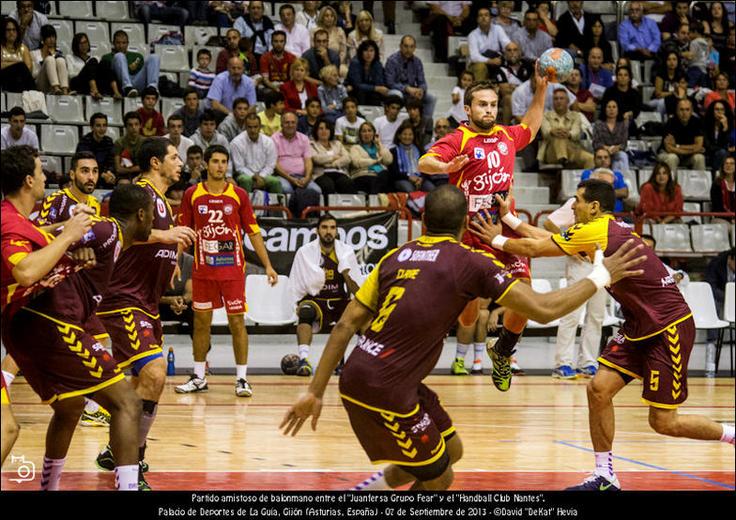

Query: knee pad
[[397, 449, 450, 482], [298, 303, 318, 326]]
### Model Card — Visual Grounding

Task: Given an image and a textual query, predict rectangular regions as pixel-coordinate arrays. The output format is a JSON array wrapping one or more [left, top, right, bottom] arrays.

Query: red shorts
[[97, 308, 164, 371], [599, 316, 695, 408], [462, 229, 531, 279], [192, 277, 246, 314], [3, 308, 124, 403]]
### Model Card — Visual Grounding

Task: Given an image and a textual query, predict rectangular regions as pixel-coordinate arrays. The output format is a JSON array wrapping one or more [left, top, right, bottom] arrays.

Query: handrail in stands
[[300, 206, 415, 241], [252, 205, 293, 219]]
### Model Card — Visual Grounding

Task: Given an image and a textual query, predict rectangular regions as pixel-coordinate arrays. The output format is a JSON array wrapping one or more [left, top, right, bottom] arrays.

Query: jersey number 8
[[370, 286, 406, 333]]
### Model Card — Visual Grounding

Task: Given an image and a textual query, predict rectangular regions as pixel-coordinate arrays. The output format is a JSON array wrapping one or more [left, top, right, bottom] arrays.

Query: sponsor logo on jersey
[[410, 413, 431, 434], [81, 229, 96, 244], [91, 342, 106, 352], [156, 198, 167, 217], [409, 250, 440, 262], [226, 298, 243, 308], [201, 223, 235, 240], [49, 207, 58, 220], [397, 249, 413, 262], [224, 205, 233, 215], [113, 241, 122, 262], [473, 147, 486, 159], [495, 273, 506, 284], [9, 240, 30, 248], [203, 239, 219, 254], [483, 137, 498, 143], [154, 249, 178, 259], [92, 294, 103, 304], [192, 301, 213, 310], [661, 274, 677, 287], [218, 240, 235, 252], [356, 335, 386, 356], [139, 320, 153, 329], [205, 254, 236, 266], [497, 142, 509, 155], [198, 205, 208, 214]]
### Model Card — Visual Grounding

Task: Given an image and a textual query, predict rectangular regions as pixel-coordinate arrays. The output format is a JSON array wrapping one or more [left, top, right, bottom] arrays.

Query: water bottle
[[705, 343, 716, 378], [167, 347, 176, 376]]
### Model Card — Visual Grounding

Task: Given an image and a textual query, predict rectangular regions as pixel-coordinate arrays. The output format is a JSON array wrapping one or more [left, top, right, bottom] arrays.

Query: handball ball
[[281, 354, 300, 375], [539, 48, 574, 83]]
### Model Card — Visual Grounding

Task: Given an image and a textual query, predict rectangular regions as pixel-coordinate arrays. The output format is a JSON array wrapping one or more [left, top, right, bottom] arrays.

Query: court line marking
[[555, 440, 736, 490]]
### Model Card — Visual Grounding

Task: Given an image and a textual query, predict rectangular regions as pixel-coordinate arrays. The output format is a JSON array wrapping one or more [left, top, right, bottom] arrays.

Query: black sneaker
[[124, 87, 139, 98], [566, 473, 621, 491], [138, 462, 152, 491], [95, 446, 148, 473]]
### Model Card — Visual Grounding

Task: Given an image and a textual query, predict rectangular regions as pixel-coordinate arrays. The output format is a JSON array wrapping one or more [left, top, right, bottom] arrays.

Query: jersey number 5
[[370, 287, 406, 333]]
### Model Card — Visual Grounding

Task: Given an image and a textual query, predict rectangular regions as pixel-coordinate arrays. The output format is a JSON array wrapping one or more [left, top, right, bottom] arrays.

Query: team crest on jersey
[[473, 147, 486, 159], [497, 142, 509, 155], [156, 198, 166, 217], [49, 207, 58, 220], [198, 205, 208, 214], [397, 249, 413, 262], [224, 204, 233, 215], [81, 229, 96, 244]]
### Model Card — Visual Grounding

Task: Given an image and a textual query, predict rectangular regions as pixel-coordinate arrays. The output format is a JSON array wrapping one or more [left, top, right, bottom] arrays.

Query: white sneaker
[[235, 378, 252, 397], [175, 375, 208, 393]]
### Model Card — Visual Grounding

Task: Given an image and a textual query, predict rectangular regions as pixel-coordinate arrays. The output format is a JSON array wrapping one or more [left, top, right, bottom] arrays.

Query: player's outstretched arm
[[147, 226, 197, 247], [520, 61, 549, 140], [280, 299, 373, 436], [418, 154, 469, 175]]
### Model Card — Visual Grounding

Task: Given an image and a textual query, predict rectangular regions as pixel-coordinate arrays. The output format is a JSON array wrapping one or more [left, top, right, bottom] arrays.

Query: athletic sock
[[236, 364, 247, 381], [84, 398, 100, 414], [455, 343, 470, 360], [351, 470, 390, 491], [594, 451, 615, 480], [115, 464, 139, 491], [298, 344, 310, 360], [495, 328, 521, 357], [193, 362, 206, 380], [720, 424, 735, 445], [40, 457, 65, 491], [2, 370, 15, 388], [139, 399, 158, 452], [473, 343, 485, 366]]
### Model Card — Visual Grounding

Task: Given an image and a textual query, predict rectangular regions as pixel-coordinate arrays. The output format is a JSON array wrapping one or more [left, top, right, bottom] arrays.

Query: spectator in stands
[[216, 28, 242, 74], [174, 87, 205, 137], [349, 121, 391, 194], [0, 106, 38, 150], [637, 161, 684, 224], [296, 1, 320, 32], [722, 27, 736, 85], [705, 249, 735, 330], [67, 33, 102, 99], [658, 98, 706, 172], [207, 1, 244, 28], [114, 111, 144, 181], [663, 74, 696, 118], [76, 112, 116, 188], [281, 58, 319, 115], [427, 117, 451, 150], [103, 30, 161, 98], [134, 1, 188, 27], [406, 97, 433, 151], [182, 144, 204, 185], [9, 0, 47, 50], [512, 75, 575, 123], [0, 16, 34, 93], [164, 114, 194, 162], [516, 9, 554, 61], [685, 20, 709, 87], [582, 148, 629, 212], [581, 47, 613, 99], [30, 24, 68, 94], [190, 109, 230, 156], [346, 40, 389, 106], [710, 155, 735, 218], [467, 7, 511, 83], [208, 56, 257, 121], [425, 1, 472, 63], [660, 20, 690, 62], [335, 96, 365, 146], [297, 97, 322, 136], [258, 30, 295, 98], [231, 112, 282, 194], [538, 88, 594, 168], [276, 3, 310, 57], [704, 71, 735, 110], [373, 95, 408, 149], [651, 51, 685, 116], [566, 66, 596, 123], [336, 1, 356, 35], [555, 0, 596, 57], [188, 49, 216, 99], [497, 42, 535, 124], [138, 86, 165, 137], [234, 0, 274, 60], [317, 64, 347, 122], [273, 111, 320, 195], [703, 100, 734, 172], [703, 1, 730, 55], [384, 35, 436, 120], [535, 1, 558, 38], [593, 99, 630, 173], [347, 10, 384, 61], [601, 66, 641, 135], [314, 5, 347, 68], [258, 90, 285, 137], [389, 120, 441, 193], [447, 70, 473, 128], [618, 1, 661, 61], [582, 16, 614, 69], [219, 97, 251, 142], [660, 1, 692, 40], [309, 117, 355, 195], [303, 28, 341, 86], [492, 0, 521, 40]]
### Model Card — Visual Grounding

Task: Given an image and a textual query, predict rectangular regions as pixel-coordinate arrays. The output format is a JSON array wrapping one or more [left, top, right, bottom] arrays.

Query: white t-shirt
[[448, 86, 466, 123], [335, 116, 366, 146], [373, 113, 409, 149]]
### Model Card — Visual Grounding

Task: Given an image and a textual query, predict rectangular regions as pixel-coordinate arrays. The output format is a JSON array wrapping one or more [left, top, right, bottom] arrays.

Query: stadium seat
[[515, 186, 549, 204], [0, 1, 14, 15], [161, 97, 185, 118], [82, 125, 120, 141], [40, 125, 79, 154], [526, 279, 560, 328], [123, 97, 145, 114], [111, 22, 146, 49], [156, 44, 190, 71], [89, 39, 111, 59], [682, 201, 701, 224], [48, 19, 73, 55], [95, 1, 130, 20], [691, 223, 731, 253], [148, 23, 181, 44], [725, 282, 735, 376], [85, 96, 123, 126], [677, 170, 711, 201], [126, 41, 149, 57], [683, 282, 729, 373], [621, 169, 639, 205], [635, 111, 662, 128], [638, 168, 653, 187], [46, 95, 85, 124], [244, 275, 297, 325], [57, 1, 93, 18], [40, 155, 63, 176], [559, 169, 584, 202], [651, 223, 692, 253], [0, 91, 5, 113], [75, 21, 110, 50], [357, 105, 382, 123], [326, 193, 369, 217], [185, 26, 219, 46]]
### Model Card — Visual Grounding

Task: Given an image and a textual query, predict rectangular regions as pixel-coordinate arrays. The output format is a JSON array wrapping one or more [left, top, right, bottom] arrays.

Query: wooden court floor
[[2, 374, 734, 491]]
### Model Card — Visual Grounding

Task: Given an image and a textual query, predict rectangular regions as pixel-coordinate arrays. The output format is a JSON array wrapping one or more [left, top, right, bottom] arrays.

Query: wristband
[[586, 250, 611, 289], [501, 212, 523, 230], [491, 235, 509, 251]]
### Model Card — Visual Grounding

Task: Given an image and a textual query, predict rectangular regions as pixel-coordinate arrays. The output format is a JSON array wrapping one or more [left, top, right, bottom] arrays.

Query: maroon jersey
[[316, 247, 348, 300], [179, 182, 260, 281], [23, 217, 122, 326], [34, 188, 101, 226], [340, 236, 518, 412], [551, 214, 692, 340], [97, 178, 176, 316]]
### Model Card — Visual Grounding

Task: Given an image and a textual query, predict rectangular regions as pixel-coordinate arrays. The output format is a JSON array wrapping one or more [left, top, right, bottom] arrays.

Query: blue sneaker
[[552, 365, 577, 379], [577, 365, 598, 378], [566, 473, 621, 491]]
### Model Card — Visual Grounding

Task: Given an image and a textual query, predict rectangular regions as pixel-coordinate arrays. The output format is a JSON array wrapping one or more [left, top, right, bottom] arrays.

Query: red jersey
[[97, 178, 177, 316], [423, 123, 532, 215], [179, 182, 260, 281]]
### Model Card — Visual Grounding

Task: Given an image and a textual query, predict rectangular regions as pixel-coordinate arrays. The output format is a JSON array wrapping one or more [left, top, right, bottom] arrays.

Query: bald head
[[591, 168, 615, 185], [424, 185, 468, 236]]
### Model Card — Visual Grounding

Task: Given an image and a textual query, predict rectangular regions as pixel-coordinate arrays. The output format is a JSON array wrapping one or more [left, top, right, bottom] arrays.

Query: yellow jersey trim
[[340, 392, 421, 418], [138, 177, 173, 218], [1, 387, 10, 405], [441, 426, 456, 438], [597, 358, 643, 380], [93, 332, 110, 340], [44, 373, 126, 404], [96, 307, 160, 320], [370, 437, 447, 467], [21, 307, 84, 331], [495, 279, 521, 304], [116, 347, 164, 370], [641, 397, 681, 409], [7, 251, 28, 266], [623, 314, 693, 342]]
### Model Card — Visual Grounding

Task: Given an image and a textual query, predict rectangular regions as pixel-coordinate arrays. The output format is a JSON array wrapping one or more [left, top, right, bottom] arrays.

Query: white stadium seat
[[46, 95, 85, 124], [89, 39, 111, 59], [123, 97, 145, 114], [75, 21, 110, 50], [691, 224, 731, 253], [161, 98, 185, 119], [40, 155, 63, 175], [327, 193, 369, 217], [58, 1, 93, 18], [682, 201, 701, 224], [111, 23, 146, 48], [148, 23, 181, 44], [86, 97, 123, 126], [245, 275, 297, 325], [95, 1, 130, 20], [40, 125, 79, 154], [652, 223, 692, 253], [185, 26, 219, 46], [82, 125, 120, 141], [48, 19, 73, 55], [677, 170, 712, 201], [156, 44, 190, 71], [526, 279, 560, 329], [559, 169, 583, 202]]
